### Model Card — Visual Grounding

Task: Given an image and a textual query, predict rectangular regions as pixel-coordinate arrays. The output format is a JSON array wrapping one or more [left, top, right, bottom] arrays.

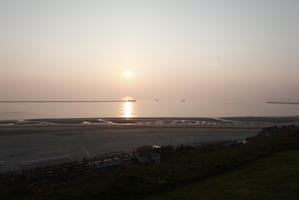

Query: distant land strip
[[0, 100, 136, 103], [266, 101, 299, 105]]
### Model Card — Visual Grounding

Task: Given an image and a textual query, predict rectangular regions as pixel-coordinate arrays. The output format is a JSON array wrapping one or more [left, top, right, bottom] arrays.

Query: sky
[[0, 0, 298, 101]]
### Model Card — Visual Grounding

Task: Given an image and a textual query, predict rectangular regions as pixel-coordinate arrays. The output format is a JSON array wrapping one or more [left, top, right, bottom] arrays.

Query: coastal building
[[134, 145, 161, 164]]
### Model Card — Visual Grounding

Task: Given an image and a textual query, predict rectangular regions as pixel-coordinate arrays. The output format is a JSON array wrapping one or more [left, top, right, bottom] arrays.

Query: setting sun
[[123, 71, 133, 78]]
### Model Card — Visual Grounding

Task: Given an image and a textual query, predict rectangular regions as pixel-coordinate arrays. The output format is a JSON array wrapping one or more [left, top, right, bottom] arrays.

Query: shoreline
[[0, 116, 298, 172], [0, 116, 298, 131], [1, 115, 299, 125]]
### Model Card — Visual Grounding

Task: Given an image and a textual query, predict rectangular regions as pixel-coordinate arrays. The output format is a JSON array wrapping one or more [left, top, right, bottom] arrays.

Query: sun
[[123, 71, 133, 78]]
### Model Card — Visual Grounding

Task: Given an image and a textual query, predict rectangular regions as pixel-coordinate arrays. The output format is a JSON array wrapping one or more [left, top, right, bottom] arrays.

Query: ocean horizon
[[0, 99, 298, 120]]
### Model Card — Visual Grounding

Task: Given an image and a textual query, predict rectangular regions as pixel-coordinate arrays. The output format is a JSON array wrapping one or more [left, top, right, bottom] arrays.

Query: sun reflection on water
[[122, 101, 134, 118]]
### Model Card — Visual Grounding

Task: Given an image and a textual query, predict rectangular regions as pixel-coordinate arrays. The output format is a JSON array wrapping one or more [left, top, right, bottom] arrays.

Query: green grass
[[146, 150, 299, 200]]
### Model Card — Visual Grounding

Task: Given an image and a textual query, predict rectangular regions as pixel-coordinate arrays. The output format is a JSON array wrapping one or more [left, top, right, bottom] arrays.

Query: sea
[[0, 99, 298, 120]]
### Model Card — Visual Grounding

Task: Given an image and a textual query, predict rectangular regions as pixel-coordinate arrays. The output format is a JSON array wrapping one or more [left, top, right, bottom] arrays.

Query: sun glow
[[122, 102, 134, 118], [121, 96, 135, 118], [123, 71, 133, 78]]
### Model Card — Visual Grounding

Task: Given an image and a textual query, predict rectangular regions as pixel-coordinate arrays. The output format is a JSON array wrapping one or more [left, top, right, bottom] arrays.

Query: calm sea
[[0, 100, 298, 120]]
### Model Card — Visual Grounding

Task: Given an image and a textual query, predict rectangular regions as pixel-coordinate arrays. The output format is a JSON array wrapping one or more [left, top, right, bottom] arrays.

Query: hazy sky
[[0, 0, 298, 101]]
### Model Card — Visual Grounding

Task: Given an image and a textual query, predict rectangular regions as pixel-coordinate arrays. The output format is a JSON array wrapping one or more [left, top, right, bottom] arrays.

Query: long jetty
[[266, 101, 299, 105], [0, 100, 136, 103]]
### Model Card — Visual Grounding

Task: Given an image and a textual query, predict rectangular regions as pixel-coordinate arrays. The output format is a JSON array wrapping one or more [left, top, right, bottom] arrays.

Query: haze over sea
[[0, 100, 298, 120]]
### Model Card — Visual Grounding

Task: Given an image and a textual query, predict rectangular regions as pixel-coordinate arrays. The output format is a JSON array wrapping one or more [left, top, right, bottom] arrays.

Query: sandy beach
[[1, 116, 298, 171]]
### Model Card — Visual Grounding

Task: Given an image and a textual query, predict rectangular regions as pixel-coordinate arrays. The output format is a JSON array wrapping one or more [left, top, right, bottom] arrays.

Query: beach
[[2, 116, 299, 171], [0, 118, 255, 169]]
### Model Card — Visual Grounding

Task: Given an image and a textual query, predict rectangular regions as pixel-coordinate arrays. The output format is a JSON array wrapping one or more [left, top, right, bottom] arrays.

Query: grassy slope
[[2, 133, 299, 200], [147, 150, 299, 200]]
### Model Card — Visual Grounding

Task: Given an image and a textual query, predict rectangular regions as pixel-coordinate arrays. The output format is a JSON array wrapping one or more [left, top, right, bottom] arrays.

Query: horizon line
[[0, 100, 136, 103]]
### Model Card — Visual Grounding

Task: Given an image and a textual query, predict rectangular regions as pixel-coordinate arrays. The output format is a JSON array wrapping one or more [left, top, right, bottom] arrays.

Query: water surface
[[0, 100, 298, 120]]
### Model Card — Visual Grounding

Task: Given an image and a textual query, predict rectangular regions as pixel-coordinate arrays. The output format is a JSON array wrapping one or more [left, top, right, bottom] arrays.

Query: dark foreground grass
[[2, 131, 299, 200], [147, 150, 299, 200]]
